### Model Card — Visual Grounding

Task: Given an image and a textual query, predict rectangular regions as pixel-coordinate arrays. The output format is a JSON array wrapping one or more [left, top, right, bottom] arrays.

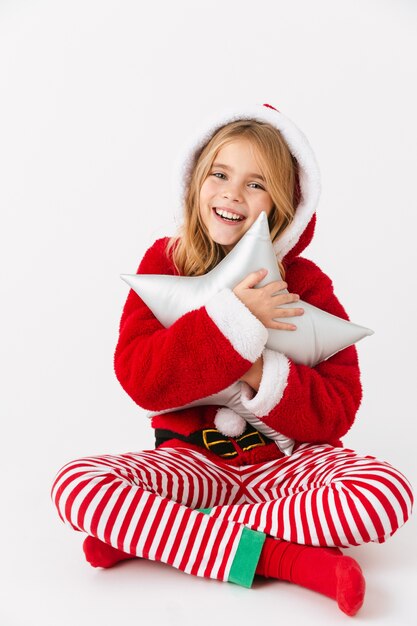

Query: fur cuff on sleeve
[[205, 288, 268, 362], [240, 348, 290, 417]]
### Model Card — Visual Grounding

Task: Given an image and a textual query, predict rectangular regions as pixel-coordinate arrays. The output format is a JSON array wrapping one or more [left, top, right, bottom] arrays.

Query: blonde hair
[[166, 119, 300, 279]]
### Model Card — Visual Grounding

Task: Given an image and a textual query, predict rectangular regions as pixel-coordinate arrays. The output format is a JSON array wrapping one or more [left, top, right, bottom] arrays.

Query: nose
[[223, 181, 243, 202]]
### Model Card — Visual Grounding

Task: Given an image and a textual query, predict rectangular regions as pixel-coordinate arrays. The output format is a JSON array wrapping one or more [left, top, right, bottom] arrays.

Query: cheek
[[201, 177, 218, 196], [253, 206, 268, 220], [199, 181, 208, 203], [199, 183, 215, 212], [199, 194, 208, 217], [262, 196, 274, 215], [199, 183, 212, 220]]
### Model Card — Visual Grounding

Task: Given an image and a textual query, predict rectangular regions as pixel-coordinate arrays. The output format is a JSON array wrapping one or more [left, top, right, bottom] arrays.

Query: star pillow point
[[121, 212, 373, 367], [120, 212, 373, 456]]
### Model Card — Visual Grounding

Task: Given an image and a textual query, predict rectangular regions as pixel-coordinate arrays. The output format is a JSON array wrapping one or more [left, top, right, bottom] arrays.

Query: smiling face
[[199, 138, 274, 253]]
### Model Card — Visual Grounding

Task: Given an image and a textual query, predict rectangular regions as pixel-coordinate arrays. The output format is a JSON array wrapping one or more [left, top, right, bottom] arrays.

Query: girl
[[51, 103, 413, 617]]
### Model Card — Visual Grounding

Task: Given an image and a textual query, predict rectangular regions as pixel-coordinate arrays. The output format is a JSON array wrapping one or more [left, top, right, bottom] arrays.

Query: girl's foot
[[83, 536, 137, 568], [335, 556, 366, 617], [256, 538, 365, 617]]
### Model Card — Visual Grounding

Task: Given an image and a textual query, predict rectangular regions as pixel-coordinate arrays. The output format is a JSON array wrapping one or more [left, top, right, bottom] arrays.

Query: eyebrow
[[212, 162, 266, 182]]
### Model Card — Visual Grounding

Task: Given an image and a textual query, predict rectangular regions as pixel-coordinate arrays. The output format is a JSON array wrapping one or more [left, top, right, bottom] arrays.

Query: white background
[[1, 1, 416, 624]]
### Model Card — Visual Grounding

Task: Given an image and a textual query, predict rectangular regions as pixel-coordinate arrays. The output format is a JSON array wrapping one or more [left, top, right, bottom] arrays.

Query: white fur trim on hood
[[171, 102, 321, 261]]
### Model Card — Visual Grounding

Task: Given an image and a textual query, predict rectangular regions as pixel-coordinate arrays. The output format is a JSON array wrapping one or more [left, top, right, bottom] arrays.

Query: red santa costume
[[51, 104, 413, 597]]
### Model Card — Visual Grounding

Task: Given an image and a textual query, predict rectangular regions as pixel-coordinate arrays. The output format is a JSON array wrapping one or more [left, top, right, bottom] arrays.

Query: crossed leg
[[52, 443, 413, 615], [207, 443, 414, 546], [51, 447, 255, 585]]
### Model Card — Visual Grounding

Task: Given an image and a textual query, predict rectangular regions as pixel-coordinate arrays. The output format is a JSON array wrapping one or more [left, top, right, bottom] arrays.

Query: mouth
[[212, 207, 246, 225]]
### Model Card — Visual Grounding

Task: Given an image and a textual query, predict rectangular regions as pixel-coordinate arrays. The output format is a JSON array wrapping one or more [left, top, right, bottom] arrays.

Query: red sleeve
[[114, 238, 269, 411], [240, 257, 363, 443]]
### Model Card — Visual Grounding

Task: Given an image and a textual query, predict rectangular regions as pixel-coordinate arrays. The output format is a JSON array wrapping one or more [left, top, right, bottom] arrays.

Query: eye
[[211, 172, 265, 190]]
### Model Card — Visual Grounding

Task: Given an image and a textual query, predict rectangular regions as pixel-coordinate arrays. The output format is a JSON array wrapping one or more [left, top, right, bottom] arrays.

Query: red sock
[[256, 538, 365, 617], [83, 536, 137, 568]]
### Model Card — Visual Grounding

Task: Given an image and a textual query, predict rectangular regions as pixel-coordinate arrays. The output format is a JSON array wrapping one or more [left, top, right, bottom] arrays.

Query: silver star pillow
[[121, 212, 373, 456]]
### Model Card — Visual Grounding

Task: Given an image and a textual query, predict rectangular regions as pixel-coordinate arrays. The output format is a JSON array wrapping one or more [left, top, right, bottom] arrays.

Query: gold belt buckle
[[236, 429, 266, 452], [201, 428, 237, 458]]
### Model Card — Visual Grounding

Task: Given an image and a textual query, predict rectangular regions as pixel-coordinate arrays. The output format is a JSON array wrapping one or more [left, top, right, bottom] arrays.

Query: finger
[[271, 307, 304, 318], [265, 281, 288, 294], [272, 293, 301, 305], [267, 320, 298, 330], [237, 269, 268, 290]]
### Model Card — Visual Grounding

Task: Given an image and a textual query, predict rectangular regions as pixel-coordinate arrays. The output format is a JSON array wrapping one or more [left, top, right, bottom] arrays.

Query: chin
[[211, 234, 237, 249]]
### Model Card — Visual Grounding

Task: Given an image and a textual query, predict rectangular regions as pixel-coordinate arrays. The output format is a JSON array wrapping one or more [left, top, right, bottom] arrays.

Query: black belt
[[155, 423, 273, 459]]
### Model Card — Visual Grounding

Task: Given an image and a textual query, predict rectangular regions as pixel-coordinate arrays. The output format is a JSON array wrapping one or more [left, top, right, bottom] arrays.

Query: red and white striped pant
[[51, 443, 413, 588]]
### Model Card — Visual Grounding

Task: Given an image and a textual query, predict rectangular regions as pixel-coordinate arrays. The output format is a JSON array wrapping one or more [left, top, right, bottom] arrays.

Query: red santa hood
[[171, 102, 321, 264]]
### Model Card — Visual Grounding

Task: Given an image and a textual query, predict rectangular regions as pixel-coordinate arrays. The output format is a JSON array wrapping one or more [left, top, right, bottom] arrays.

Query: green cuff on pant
[[228, 527, 266, 588]]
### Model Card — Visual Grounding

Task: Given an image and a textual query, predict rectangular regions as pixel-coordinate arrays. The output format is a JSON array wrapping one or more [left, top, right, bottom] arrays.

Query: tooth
[[215, 208, 241, 221]]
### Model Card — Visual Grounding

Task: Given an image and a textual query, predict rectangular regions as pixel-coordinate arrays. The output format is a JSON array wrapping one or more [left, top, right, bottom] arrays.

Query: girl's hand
[[232, 268, 304, 330]]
